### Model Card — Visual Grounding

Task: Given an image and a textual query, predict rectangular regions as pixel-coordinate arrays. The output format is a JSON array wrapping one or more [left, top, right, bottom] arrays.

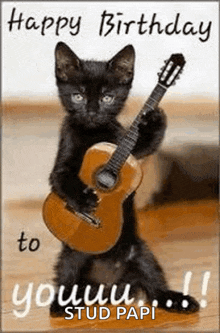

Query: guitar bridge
[[76, 212, 101, 228]]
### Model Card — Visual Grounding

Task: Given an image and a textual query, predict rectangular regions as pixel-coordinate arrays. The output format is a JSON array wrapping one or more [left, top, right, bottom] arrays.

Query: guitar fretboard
[[106, 83, 167, 174]]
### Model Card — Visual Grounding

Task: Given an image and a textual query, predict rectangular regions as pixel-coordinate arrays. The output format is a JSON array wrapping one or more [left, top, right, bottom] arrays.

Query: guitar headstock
[[158, 53, 186, 87]]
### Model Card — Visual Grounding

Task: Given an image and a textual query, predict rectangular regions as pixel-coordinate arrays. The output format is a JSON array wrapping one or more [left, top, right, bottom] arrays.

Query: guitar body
[[43, 142, 142, 254]]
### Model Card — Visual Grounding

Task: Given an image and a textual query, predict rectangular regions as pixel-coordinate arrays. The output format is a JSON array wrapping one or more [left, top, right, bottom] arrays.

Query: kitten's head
[[55, 42, 135, 128]]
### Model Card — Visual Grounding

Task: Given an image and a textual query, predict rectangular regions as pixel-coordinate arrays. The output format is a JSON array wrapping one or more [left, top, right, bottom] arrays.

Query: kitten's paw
[[66, 188, 98, 214], [81, 187, 99, 214], [50, 299, 83, 317], [50, 299, 66, 317], [134, 107, 167, 156], [140, 108, 166, 130], [156, 290, 200, 313]]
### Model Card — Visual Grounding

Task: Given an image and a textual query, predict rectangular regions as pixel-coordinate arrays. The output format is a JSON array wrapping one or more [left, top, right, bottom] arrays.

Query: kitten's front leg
[[50, 138, 99, 215], [132, 107, 167, 159], [50, 167, 98, 214]]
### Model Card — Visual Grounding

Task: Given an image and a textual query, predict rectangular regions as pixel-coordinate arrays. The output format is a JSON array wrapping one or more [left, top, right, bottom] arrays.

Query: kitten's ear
[[108, 45, 135, 84], [55, 42, 81, 81]]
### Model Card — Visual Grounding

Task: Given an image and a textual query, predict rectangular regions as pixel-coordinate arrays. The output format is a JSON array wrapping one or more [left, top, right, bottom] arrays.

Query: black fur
[[49, 42, 199, 316]]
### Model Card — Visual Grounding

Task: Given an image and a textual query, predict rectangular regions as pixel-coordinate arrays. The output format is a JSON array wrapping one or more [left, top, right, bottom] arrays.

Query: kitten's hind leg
[[130, 241, 199, 313], [50, 244, 91, 317]]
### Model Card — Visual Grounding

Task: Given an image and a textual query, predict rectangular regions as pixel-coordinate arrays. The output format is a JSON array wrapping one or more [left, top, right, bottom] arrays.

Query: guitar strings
[[105, 84, 167, 174]]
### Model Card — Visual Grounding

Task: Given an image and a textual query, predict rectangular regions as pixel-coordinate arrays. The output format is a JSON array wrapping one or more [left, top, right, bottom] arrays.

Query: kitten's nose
[[88, 109, 96, 116], [87, 100, 98, 116]]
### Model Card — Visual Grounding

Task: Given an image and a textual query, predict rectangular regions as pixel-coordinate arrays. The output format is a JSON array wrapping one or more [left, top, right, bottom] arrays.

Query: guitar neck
[[106, 83, 167, 174]]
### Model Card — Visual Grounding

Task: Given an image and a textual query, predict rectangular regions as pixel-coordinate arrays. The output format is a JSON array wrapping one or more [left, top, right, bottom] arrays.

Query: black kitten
[[49, 42, 199, 316]]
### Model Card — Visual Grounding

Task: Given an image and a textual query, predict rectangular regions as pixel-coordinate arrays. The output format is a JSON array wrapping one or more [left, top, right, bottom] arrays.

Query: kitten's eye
[[102, 95, 114, 104], [71, 93, 84, 103]]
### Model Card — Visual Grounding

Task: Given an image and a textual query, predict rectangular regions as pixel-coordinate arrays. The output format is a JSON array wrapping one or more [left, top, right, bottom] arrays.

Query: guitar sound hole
[[96, 168, 118, 190]]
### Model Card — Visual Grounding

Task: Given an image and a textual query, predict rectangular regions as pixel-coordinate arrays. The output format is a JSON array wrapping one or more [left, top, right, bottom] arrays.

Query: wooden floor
[[2, 199, 219, 332]]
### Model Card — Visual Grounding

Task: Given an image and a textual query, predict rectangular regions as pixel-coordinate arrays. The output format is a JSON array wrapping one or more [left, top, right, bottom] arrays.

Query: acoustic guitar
[[43, 53, 186, 254]]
